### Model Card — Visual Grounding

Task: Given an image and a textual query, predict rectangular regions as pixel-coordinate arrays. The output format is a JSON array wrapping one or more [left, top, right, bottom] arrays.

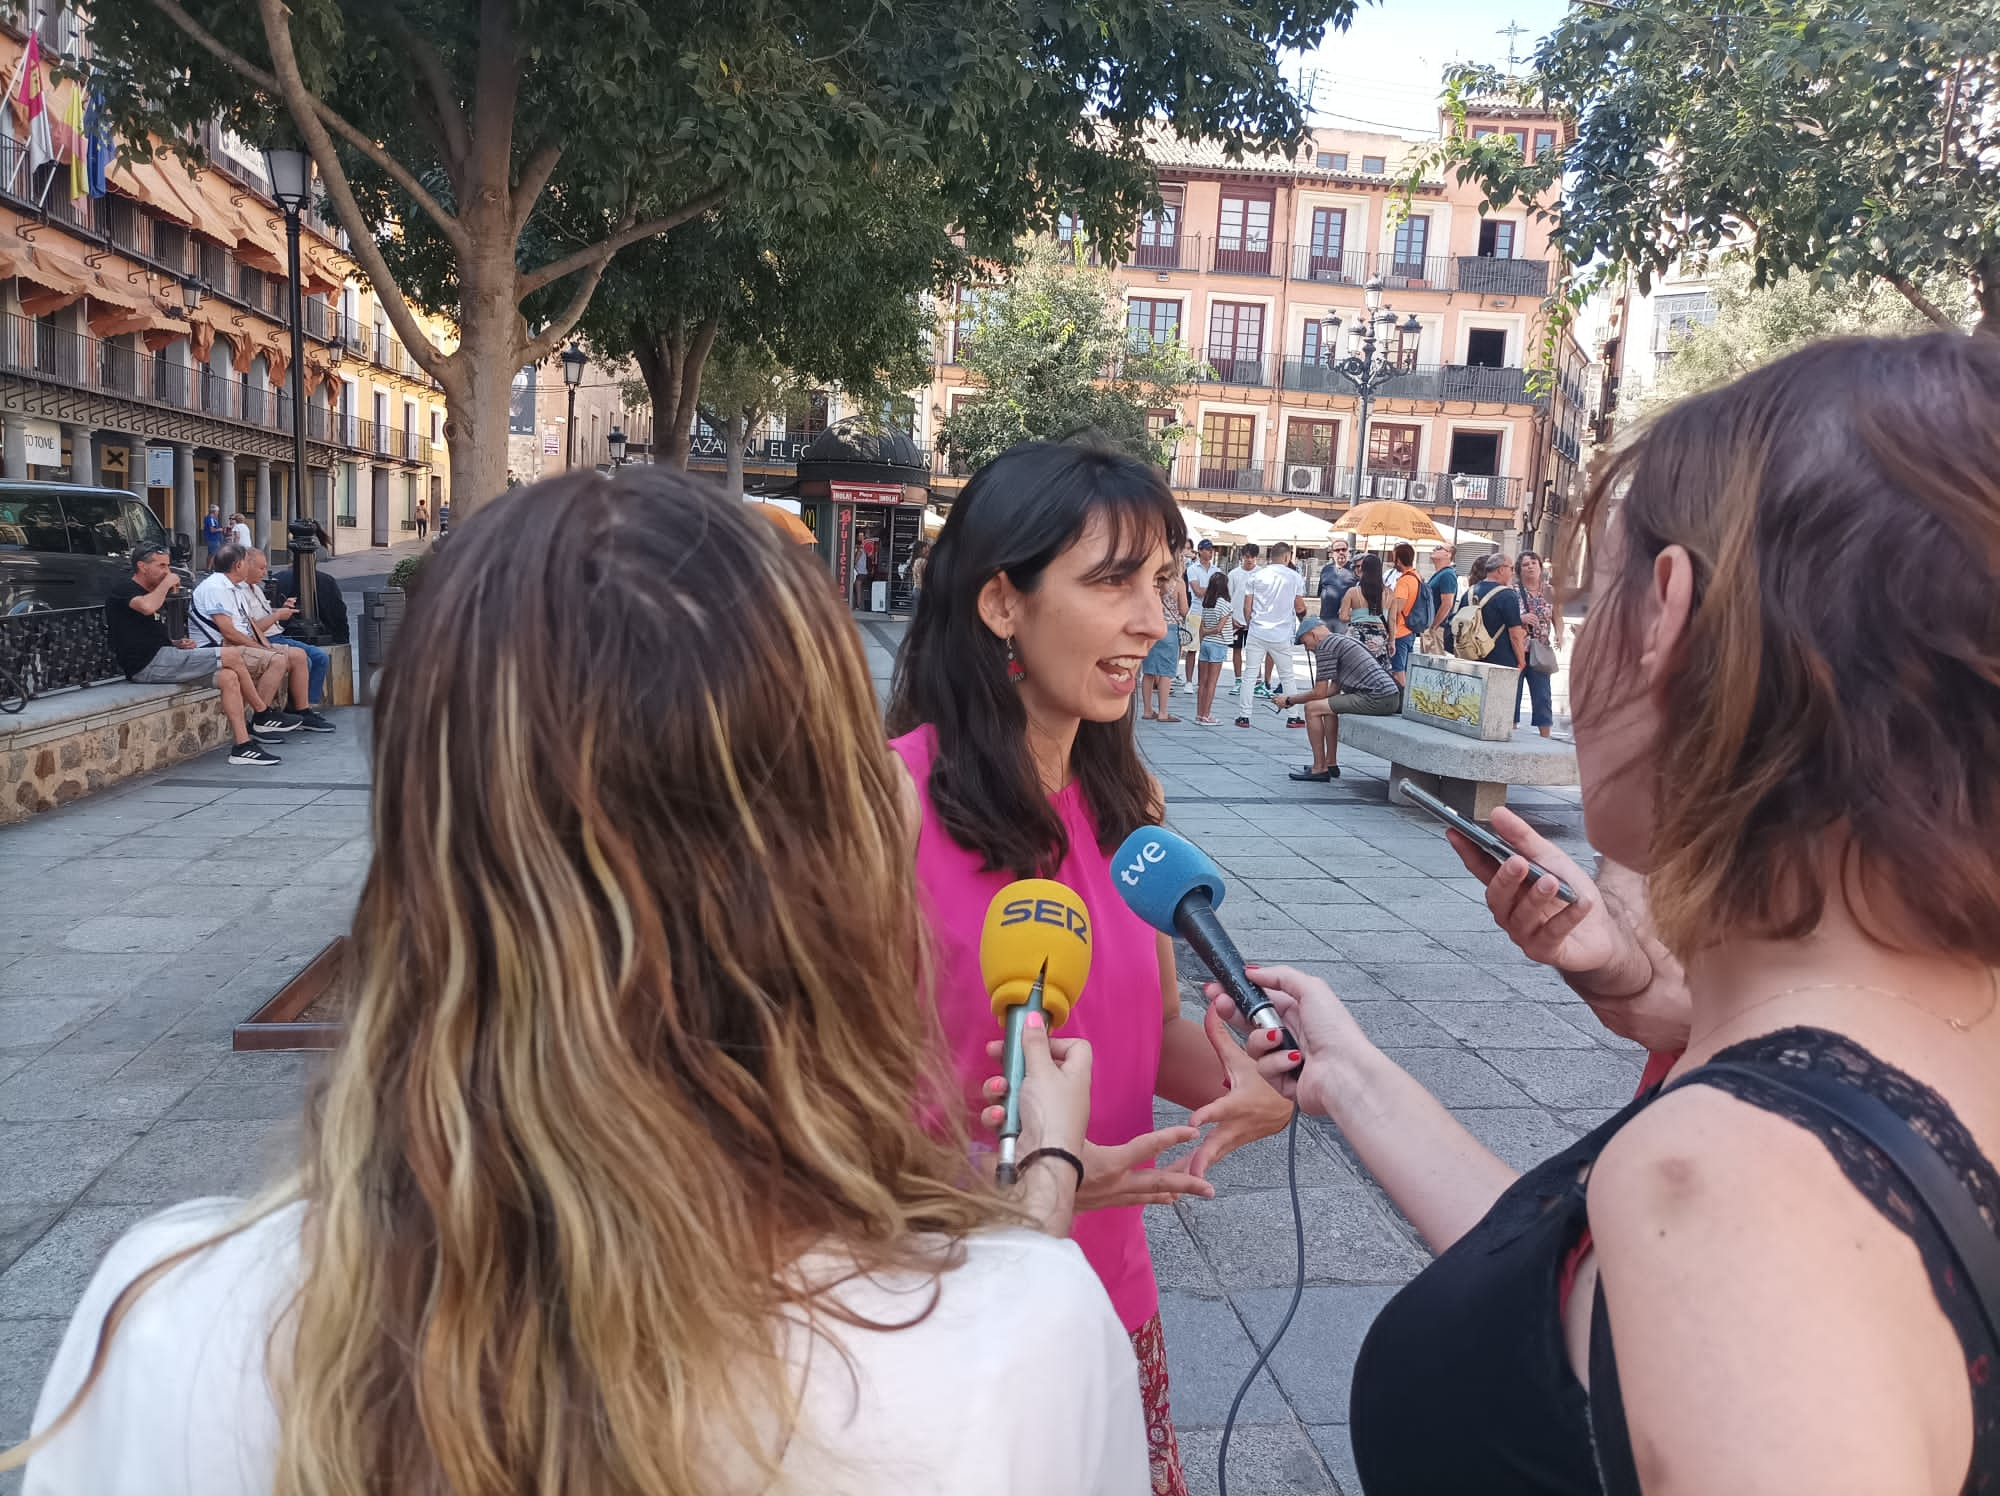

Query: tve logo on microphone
[[1117, 837, 1168, 887], [998, 896, 1090, 942]]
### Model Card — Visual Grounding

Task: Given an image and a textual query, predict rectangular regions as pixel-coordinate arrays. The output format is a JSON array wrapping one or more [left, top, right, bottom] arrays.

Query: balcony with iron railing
[[0, 311, 432, 462], [1109, 234, 1551, 296], [1279, 356, 1542, 405], [1164, 453, 1522, 512]]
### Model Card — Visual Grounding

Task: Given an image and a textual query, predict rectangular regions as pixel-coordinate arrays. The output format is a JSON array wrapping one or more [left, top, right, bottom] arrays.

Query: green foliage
[[939, 240, 1203, 469], [1420, 0, 2000, 334], [1631, 263, 1975, 419], [387, 552, 426, 590]]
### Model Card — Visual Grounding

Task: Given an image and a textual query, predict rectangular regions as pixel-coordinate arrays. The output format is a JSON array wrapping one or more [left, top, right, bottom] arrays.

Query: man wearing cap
[[1183, 539, 1216, 689], [1275, 616, 1403, 781]]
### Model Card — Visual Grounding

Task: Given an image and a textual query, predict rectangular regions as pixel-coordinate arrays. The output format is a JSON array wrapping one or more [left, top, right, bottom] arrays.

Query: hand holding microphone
[[1209, 964, 1371, 1121], [979, 880, 1093, 1189]]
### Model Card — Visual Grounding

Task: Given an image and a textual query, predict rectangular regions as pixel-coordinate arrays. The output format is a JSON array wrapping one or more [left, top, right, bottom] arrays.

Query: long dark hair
[[887, 440, 1187, 877], [1356, 553, 1385, 615], [1203, 571, 1231, 608]]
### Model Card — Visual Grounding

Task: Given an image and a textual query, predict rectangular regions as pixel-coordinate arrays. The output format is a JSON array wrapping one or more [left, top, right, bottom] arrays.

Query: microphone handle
[[994, 975, 1046, 1187], [1173, 892, 1301, 1068]]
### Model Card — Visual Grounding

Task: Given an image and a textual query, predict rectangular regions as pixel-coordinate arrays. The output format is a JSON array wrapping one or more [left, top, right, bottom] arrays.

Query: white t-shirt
[[1225, 564, 1254, 626], [1184, 559, 1214, 604], [231, 522, 251, 548], [24, 1201, 1148, 1496], [1244, 563, 1304, 644], [189, 573, 253, 647], [238, 580, 283, 640]]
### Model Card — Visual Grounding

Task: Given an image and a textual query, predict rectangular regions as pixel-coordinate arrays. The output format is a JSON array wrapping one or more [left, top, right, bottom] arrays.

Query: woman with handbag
[[1514, 550, 1559, 737], [1220, 333, 2000, 1495]]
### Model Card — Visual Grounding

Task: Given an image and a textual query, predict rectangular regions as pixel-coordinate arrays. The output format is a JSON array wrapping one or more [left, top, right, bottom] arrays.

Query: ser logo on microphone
[[1117, 838, 1167, 887], [998, 897, 1090, 943]]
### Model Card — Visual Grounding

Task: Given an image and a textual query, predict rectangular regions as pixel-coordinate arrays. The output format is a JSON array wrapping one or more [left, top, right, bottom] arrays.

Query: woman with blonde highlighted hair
[[9, 468, 1146, 1495]]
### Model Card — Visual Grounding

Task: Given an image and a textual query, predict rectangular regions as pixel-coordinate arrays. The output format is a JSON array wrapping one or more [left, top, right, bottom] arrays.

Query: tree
[[1630, 262, 1976, 420], [84, 0, 1362, 513], [1421, 0, 2000, 337], [939, 241, 1203, 470], [574, 168, 960, 474]]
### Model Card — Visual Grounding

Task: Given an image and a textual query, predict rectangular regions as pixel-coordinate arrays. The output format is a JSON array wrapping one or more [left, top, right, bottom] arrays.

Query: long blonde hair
[[8, 468, 1004, 1491]]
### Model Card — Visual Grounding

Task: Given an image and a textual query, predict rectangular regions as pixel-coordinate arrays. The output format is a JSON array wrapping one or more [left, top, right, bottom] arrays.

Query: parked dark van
[[0, 483, 192, 613]]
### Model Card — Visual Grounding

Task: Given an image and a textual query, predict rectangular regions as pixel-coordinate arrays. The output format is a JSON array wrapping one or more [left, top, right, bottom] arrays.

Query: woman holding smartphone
[[11, 469, 1145, 1496], [1225, 334, 2000, 1494], [890, 440, 1292, 1494]]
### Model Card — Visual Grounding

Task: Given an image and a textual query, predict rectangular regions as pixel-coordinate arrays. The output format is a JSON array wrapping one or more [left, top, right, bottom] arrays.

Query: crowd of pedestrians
[[1152, 530, 1569, 774]]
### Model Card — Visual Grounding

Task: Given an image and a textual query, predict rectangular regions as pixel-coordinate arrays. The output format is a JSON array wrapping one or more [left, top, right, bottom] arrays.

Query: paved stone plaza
[[0, 620, 1636, 1494]]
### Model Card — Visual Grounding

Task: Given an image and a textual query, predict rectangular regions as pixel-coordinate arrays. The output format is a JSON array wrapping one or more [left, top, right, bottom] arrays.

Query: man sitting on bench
[[1275, 616, 1403, 782]]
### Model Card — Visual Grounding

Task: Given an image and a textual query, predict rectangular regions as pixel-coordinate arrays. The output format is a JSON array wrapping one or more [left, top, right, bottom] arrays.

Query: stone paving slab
[[0, 623, 1611, 1495]]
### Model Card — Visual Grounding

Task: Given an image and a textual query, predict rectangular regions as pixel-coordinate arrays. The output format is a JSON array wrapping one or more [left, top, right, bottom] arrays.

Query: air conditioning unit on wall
[[1285, 464, 1325, 494], [1406, 479, 1432, 503], [1375, 476, 1408, 500]]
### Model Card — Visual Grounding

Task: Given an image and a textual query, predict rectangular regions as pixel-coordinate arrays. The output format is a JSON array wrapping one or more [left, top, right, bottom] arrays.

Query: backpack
[[1351, 609, 1390, 663], [1451, 583, 1509, 661], [1402, 569, 1435, 636]]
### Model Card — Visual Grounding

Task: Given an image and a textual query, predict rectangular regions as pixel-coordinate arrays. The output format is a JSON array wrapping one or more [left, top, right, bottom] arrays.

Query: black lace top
[[1349, 1026, 2000, 1494]]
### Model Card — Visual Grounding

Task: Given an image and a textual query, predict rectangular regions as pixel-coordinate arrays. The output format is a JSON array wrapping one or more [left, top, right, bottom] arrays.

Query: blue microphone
[[1110, 825, 1299, 1060]]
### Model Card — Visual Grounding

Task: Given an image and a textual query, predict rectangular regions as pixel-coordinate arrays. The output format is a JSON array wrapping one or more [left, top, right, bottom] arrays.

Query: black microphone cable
[[1216, 1097, 1306, 1496]]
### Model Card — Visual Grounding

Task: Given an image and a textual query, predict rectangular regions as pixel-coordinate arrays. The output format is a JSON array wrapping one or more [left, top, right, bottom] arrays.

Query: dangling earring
[[1006, 637, 1026, 683]]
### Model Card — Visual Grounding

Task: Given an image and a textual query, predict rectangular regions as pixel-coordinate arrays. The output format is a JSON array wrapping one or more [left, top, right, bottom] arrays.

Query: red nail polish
[[1266, 1029, 1281, 1042], [1287, 1050, 1302, 1063]]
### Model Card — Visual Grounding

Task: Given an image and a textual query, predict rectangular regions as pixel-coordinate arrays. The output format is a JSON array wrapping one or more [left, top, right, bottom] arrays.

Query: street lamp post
[[1320, 276, 1423, 506], [561, 344, 587, 470], [607, 426, 627, 466], [262, 144, 326, 641]]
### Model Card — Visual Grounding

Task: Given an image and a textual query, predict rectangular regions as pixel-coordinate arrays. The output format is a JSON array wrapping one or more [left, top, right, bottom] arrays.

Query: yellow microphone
[[979, 880, 1092, 1186]]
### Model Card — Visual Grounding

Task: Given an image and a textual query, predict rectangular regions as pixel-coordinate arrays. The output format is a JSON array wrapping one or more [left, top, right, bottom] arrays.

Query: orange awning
[[107, 158, 196, 227], [0, 225, 96, 315]]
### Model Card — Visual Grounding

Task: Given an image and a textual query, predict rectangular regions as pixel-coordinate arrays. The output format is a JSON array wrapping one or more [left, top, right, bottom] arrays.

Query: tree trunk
[[441, 268, 523, 513], [634, 334, 687, 469], [724, 411, 747, 495], [1976, 260, 2000, 339]]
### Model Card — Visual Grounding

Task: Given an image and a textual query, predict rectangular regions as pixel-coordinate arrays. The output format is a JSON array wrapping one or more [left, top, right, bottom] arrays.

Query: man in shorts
[[103, 544, 284, 765], [1275, 616, 1403, 780]]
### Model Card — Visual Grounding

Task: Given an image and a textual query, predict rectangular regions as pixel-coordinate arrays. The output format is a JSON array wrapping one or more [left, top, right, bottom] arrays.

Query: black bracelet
[[1017, 1147, 1085, 1191]]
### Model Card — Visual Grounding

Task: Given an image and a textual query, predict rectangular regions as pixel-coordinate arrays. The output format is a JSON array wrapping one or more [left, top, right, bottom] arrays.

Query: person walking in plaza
[[1236, 540, 1303, 727], [1225, 542, 1258, 691], [200, 505, 222, 569], [889, 440, 1293, 1495], [1193, 571, 1232, 725], [1224, 333, 2000, 1496], [414, 497, 428, 540], [1421, 543, 1458, 654], [1513, 550, 1559, 737], [229, 512, 251, 550], [1140, 567, 1184, 723], [1275, 616, 1402, 781], [12, 467, 1146, 1496], [1450, 552, 1527, 674], [1339, 552, 1393, 666], [1317, 538, 1356, 634], [1386, 541, 1422, 687]]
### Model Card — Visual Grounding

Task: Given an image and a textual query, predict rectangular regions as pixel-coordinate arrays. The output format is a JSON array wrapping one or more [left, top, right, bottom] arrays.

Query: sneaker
[[294, 709, 336, 733], [249, 726, 286, 746], [229, 741, 282, 766], [1253, 682, 1272, 698], [252, 711, 302, 733], [1235, 716, 1251, 728], [1286, 716, 1307, 728]]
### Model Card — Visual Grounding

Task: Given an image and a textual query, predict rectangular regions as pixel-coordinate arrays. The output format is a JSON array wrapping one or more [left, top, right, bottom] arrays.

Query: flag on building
[[17, 36, 55, 185], [62, 83, 85, 199], [82, 91, 111, 198]]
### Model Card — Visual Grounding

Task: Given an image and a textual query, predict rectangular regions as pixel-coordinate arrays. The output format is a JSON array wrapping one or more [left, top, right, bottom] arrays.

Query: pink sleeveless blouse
[[891, 725, 1165, 1333]]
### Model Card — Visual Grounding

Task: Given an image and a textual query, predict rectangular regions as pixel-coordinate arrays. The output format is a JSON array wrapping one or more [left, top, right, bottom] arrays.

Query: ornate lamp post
[[607, 425, 627, 466], [261, 144, 325, 640], [561, 343, 587, 469], [1320, 276, 1422, 504]]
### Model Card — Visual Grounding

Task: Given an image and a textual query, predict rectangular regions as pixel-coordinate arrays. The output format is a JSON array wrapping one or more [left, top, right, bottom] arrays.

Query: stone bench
[[1339, 712, 1578, 821]]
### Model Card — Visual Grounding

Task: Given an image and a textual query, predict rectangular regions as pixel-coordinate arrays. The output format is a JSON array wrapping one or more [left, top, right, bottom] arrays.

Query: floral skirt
[[1131, 1311, 1189, 1495]]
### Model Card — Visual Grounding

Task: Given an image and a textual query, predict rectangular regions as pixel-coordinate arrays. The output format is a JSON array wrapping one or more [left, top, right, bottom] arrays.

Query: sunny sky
[[1289, 0, 1574, 138]]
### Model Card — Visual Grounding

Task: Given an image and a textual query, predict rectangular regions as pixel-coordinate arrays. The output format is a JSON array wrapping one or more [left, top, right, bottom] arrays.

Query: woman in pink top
[[887, 441, 1293, 1494]]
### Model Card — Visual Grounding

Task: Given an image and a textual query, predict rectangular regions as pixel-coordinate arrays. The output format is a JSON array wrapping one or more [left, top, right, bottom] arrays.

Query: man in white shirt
[[1182, 539, 1215, 688], [1236, 541, 1303, 726], [239, 549, 335, 732], [1225, 543, 1258, 688], [190, 545, 306, 734]]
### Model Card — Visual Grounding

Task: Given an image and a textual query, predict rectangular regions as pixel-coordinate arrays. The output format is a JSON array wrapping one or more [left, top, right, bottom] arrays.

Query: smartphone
[[1393, 781, 1579, 904]]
